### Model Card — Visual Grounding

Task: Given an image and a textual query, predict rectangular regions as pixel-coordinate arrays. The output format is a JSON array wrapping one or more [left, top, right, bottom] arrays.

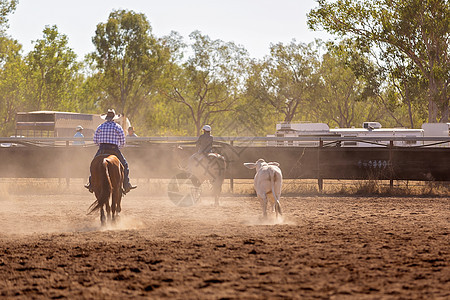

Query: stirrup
[[123, 184, 137, 194], [84, 183, 93, 193]]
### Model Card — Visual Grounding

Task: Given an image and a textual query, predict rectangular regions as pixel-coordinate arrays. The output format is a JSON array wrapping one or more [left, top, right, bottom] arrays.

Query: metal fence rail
[[1, 137, 449, 191]]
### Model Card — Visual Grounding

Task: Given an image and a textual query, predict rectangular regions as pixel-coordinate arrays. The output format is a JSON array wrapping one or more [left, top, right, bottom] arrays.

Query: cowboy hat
[[101, 108, 121, 120], [76, 125, 83, 131]]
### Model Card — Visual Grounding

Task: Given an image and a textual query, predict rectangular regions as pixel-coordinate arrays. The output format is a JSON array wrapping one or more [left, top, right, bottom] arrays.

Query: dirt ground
[[0, 182, 448, 299]]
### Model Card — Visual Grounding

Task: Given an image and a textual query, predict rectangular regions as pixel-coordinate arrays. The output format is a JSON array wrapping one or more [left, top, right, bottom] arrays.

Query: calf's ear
[[268, 162, 280, 167], [243, 163, 256, 169]]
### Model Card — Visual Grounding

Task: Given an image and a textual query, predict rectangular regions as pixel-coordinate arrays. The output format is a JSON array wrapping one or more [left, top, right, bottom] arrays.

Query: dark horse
[[87, 154, 124, 225], [175, 146, 227, 206]]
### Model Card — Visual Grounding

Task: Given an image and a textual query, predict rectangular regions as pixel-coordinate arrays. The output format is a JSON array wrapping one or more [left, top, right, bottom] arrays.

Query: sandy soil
[[0, 185, 448, 299]]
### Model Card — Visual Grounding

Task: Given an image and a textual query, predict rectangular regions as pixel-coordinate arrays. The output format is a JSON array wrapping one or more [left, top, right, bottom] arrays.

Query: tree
[[308, 0, 449, 122], [25, 25, 81, 111], [160, 31, 249, 135], [315, 44, 385, 128], [0, 37, 26, 136], [245, 41, 321, 123], [141, 31, 193, 136], [379, 54, 429, 128], [0, 0, 17, 34], [0, 0, 22, 136], [91, 9, 168, 120]]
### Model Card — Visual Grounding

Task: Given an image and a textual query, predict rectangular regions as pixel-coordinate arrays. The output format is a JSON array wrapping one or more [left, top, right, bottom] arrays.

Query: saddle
[[207, 152, 223, 160]]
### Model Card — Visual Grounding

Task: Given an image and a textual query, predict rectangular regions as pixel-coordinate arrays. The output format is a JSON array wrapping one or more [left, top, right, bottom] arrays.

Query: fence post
[[65, 140, 70, 187], [389, 140, 394, 188], [229, 140, 234, 192], [318, 139, 323, 192]]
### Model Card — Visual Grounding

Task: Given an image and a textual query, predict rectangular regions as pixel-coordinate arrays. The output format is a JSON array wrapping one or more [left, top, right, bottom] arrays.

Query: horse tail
[[87, 158, 112, 215]]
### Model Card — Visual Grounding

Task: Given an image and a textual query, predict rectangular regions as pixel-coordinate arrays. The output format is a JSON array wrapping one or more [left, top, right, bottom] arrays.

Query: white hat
[[202, 125, 211, 131], [101, 108, 120, 120], [76, 125, 83, 131]]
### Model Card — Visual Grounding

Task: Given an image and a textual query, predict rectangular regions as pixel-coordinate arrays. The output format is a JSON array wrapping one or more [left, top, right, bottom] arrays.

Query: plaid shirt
[[93, 121, 126, 148]]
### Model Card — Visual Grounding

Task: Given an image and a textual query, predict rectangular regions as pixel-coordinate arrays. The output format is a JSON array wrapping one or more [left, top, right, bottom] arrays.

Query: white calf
[[244, 158, 282, 218]]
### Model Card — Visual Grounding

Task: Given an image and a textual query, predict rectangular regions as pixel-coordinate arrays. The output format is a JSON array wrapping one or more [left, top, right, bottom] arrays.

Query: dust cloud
[[0, 179, 285, 236]]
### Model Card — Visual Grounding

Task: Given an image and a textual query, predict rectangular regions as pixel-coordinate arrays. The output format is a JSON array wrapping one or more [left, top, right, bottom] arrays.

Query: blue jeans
[[88, 143, 130, 187]]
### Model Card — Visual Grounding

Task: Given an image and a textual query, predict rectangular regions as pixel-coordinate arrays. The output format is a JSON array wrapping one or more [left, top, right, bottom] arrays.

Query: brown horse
[[87, 154, 124, 225], [175, 146, 227, 206]]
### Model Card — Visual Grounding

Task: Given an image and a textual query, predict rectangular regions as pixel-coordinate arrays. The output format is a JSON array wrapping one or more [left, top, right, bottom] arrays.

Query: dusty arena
[[0, 179, 448, 299]]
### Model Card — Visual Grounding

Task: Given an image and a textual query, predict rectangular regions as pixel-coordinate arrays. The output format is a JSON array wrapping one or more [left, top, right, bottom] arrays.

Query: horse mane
[[87, 157, 112, 215]]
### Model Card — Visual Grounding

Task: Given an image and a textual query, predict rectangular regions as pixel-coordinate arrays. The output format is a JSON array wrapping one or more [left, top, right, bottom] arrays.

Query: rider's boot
[[123, 182, 137, 194], [122, 169, 137, 193], [84, 176, 93, 193]]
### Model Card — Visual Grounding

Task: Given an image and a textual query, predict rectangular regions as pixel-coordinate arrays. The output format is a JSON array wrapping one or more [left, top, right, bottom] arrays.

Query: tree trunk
[[428, 76, 448, 123]]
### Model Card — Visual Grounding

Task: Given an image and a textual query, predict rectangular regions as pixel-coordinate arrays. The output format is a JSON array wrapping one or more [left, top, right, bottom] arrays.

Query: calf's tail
[[269, 168, 282, 216]]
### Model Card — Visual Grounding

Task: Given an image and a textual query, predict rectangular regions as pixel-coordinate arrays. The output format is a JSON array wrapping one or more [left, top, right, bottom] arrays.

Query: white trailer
[[268, 122, 338, 147], [421, 123, 450, 147], [270, 122, 428, 147]]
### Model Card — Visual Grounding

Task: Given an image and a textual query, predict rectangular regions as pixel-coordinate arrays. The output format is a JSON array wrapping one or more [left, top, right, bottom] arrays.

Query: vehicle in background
[[422, 123, 450, 147], [268, 122, 450, 147], [0, 135, 26, 148]]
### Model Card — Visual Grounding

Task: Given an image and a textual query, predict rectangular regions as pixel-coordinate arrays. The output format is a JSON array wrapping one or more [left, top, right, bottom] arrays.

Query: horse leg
[[111, 192, 116, 223], [105, 201, 111, 223], [190, 175, 201, 187], [213, 183, 219, 207], [111, 188, 121, 223], [117, 193, 122, 214], [100, 207, 106, 226], [213, 179, 223, 207]]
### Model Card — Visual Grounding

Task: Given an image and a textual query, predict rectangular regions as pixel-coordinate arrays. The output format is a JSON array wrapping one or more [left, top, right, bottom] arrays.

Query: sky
[[6, 0, 332, 60]]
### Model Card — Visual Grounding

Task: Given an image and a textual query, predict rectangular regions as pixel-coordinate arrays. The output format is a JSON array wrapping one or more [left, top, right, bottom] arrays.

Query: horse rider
[[196, 125, 213, 154], [187, 125, 214, 171], [85, 109, 137, 194]]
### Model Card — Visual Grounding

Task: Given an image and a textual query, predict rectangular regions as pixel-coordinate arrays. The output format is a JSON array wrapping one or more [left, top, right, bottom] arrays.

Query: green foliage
[[0, 3, 447, 137], [308, 0, 449, 122], [24, 25, 81, 112], [380, 55, 429, 128], [0, 37, 25, 135], [159, 31, 249, 135], [245, 41, 321, 124], [314, 41, 387, 128], [91, 9, 168, 119], [0, 0, 17, 34]]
